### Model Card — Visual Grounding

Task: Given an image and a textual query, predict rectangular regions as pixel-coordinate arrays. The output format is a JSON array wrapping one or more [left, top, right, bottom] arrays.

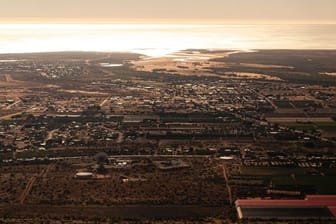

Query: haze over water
[[1, 24, 336, 57]]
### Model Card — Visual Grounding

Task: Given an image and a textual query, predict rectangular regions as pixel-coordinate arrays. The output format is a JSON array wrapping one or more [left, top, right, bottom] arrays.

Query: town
[[0, 50, 336, 223]]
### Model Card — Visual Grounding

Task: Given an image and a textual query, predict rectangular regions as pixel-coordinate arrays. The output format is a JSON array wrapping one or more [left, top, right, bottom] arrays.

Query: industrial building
[[236, 195, 336, 220]]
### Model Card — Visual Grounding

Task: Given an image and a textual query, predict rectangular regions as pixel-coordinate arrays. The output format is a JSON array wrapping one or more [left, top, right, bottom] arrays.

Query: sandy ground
[[322, 72, 336, 76], [131, 50, 282, 81]]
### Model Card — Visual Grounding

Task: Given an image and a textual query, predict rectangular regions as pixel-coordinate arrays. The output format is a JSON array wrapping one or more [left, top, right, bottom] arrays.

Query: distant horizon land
[[1, 48, 336, 57], [1, 17, 336, 25], [1, 23, 335, 57]]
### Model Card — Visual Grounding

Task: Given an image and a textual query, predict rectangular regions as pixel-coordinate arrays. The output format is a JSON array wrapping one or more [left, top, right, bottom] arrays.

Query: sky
[[0, 0, 335, 23]]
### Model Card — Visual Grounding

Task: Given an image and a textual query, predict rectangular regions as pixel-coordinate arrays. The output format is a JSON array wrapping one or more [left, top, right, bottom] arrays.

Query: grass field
[[295, 175, 336, 194], [240, 167, 307, 176], [272, 175, 336, 194], [271, 175, 296, 185], [291, 100, 316, 108], [241, 166, 336, 194], [281, 122, 336, 131], [273, 100, 294, 109]]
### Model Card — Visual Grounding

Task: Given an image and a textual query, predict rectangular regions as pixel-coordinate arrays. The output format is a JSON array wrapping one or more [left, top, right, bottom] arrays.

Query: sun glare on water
[[0, 23, 335, 57]]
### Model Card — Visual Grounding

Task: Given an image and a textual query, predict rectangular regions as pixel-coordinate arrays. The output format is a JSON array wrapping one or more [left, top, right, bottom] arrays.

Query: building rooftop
[[236, 195, 336, 220]]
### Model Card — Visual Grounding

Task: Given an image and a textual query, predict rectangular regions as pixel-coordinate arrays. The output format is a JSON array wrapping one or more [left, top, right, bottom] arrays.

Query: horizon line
[[1, 17, 336, 25]]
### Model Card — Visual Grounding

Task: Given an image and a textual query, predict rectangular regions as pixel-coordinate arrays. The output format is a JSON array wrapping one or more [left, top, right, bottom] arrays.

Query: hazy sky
[[1, 0, 335, 23]]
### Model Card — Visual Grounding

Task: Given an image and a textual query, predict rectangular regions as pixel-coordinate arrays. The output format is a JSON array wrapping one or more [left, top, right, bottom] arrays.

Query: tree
[[95, 152, 109, 173]]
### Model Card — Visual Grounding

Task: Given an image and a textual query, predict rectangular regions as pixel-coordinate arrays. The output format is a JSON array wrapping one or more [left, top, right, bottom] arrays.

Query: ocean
[[0, 24, 335, 57]]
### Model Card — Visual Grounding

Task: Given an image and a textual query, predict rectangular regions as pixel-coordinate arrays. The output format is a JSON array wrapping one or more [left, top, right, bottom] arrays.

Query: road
[[17, 163, 55, 204], [17, 176, 37, 204], [115, 130, 124, 143], [43, 129, 58, 145], [6, 155, 213, 164], [0, 104, 40, 120], [100, 96, 111, 107], [5, 98, 21, 110], [52, 154, 212, 160], [4, 74, 14, 82], [221, 164, 233, 204]]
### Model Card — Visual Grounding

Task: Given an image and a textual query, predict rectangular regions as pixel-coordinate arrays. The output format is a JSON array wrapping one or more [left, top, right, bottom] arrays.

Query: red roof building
[[236, 195, 336, 220]]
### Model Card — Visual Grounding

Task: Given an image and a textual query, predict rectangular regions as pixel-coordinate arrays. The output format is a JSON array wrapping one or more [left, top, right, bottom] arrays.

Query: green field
[[271, 175, 296, 185], [282, 122, 336, 131], [273, 100, 294, 109], [240, 167, 307, 176], [241, 166, 336, 194], [272, 175, 336, 194], [291, 100, 315, 108]]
